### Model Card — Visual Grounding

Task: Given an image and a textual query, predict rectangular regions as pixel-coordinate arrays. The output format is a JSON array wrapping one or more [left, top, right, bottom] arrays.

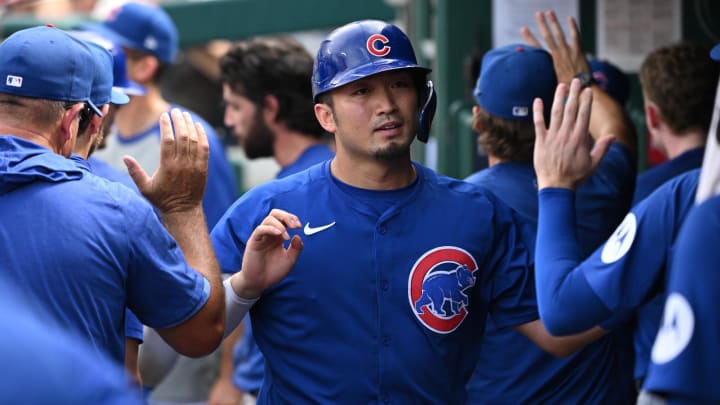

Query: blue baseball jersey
[[633, 147, 704, 205], [72, 155, 144, 343], [0, 136, 210, 364], [643, 194, 720, 404], [535, 169, 700, 380], [0, 277, 144, 404], [88, 156, 137, 192], [93, 105, 238, 228], [464, 144, 635, 404], [212, 161, 538, 404], [232, 144, 334, 394]]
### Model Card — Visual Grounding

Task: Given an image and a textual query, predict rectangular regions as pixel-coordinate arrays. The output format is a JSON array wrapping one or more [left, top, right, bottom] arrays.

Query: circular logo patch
[[408, 246, 478, 334], [601, 213, 637, 264], [651, 292, 695, 364]]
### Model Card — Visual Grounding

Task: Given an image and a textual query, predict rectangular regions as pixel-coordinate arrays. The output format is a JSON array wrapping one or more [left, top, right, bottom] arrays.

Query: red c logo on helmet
[[366, 34, 391, 57]]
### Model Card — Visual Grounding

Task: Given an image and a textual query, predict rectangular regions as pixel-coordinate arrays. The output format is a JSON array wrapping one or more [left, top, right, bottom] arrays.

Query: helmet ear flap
[[417, 80, 436, 143]]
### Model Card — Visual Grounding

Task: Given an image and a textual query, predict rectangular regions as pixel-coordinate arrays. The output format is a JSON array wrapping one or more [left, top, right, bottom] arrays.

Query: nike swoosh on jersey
[[303, 221, 336, 235]]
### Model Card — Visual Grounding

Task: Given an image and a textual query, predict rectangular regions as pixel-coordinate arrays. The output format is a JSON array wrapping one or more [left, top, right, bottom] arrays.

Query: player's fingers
[[123, 155, 150, 190], [532, 97, 547, 142], [194, 122, 209, 167], [520, 26, 542, 48], [158, 112, 176, 161], [548, 82, 568, 134], [535, 11, 558, 51], [171, 108, 190, 157], [568, 16, 582, 49], [546, 10, 569, 49], [573, 87, 593, 140], [560, 79, 582, 138], [181, 111, 199, 162], [250, 224, 288, 244], [267, 208, 302, 229], [286, 235, 304, 262]]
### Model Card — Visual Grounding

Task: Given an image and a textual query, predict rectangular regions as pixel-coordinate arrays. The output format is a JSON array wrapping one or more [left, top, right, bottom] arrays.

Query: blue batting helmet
[[312, 20, 436, 142]]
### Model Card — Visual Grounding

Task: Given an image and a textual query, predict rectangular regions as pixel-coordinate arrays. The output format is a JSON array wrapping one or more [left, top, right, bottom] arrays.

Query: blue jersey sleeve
[[484, 199, 539, 329], [124, 308, 144, 342], [535, 171, 699, 335], [643, 195, 720, 403], [535, 188, 613, 334], [211, 192, 272, 274], [125, 206, 210, 329]]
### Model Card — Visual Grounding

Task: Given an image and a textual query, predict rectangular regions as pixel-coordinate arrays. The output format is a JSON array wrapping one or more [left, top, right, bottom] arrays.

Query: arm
[[514, 320, 607, 357], [208, 325, 244, 405], [522, 10, 637, 155], [125, 109, 224, 357]]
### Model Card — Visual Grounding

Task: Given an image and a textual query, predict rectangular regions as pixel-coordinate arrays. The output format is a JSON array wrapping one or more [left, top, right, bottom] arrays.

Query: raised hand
[[230, 209, 304, 299], [521, 10, 590, 84], [123, 108, 209, 213], [533, 79, 614, 190]]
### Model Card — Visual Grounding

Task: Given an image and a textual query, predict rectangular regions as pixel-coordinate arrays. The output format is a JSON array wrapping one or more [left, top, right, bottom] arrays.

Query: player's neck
[[661, 129, 706, 160], [274, 129, 323, 168], [330, 155, 415, 190], [115, 87, 170, 139]]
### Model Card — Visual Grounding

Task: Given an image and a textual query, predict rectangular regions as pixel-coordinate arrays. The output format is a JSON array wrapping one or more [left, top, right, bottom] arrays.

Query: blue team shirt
[[643, 194, 720, 404], [212, 161, 538, 404], [232, 144, 334, 394], [464, 143, 635, 404], [73, 155, 144, 342], [535, 169, 700, 380], [632, 147, 704, 205], [0, 136, 210, 364], [0, 277, 144, 404]]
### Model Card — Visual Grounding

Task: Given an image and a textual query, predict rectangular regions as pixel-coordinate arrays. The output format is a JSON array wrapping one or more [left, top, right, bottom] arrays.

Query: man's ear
[[60, 102, 84, 141], [263, 94, 279, 125], [89, 104, 111, 135], [314, 103, 336, 134], [645, 101, 661, 131]]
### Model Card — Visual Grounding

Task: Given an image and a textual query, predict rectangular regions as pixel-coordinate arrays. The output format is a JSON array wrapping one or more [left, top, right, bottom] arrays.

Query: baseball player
[[637, 43, 720, 405], [0, 276, 145, 403], [211, 20, 605, 404], [531, 66, 712, 394], [211, 35, 335, 404], [0, 26, 224, 367], [86, 1, 239, 229], [464, 39, 635, 405]]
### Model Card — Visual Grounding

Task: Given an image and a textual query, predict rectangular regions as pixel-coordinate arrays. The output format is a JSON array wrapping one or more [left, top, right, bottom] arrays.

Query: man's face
[[318, 70, 419, 162], [222, 83, 274, 159]]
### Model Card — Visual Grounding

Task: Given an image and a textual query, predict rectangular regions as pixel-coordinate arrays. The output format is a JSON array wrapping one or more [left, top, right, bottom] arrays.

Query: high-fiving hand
[[533, 79, 614, 191]]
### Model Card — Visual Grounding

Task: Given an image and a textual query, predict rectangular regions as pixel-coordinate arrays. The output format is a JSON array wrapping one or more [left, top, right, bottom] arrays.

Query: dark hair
[[472, 107, 535, 163], [220, 36, 323, 138], [639, 42, 720, 134], [0, 93, 67, 128]]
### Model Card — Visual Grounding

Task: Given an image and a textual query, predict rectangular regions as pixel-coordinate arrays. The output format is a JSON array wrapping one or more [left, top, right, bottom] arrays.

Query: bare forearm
[[589, 85, 637, 155], [162, 205, 222, 289]]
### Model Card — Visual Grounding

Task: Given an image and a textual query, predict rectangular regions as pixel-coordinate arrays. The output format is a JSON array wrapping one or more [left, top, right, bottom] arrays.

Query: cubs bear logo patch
[[408, 246, 478, 334]]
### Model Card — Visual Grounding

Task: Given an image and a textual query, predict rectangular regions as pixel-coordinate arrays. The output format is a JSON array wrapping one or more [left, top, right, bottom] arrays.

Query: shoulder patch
[[601, 213, 637, 264], [651, 292, 694, 364]]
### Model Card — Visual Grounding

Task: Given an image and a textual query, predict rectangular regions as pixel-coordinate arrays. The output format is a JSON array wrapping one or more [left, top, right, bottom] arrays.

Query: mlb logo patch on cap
[[5, 75, 23, 88]]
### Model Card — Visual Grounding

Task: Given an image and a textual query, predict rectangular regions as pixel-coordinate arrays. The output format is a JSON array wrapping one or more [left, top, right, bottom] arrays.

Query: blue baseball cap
[[86, 41, 130, 108], [0, 26, 97, 108], [590, 59, 630, 106], [83, 2, 178, 64], [474, 44, 556, 122], [70, 29, 146, 98]]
